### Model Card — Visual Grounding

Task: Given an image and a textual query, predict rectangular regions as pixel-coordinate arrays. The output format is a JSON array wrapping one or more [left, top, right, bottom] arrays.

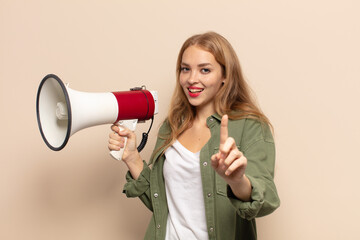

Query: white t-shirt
[[163, 140, 209, 240]]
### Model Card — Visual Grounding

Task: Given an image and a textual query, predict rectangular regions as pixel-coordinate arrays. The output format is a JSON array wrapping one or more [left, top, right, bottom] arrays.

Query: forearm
[[228, 174, 252, 202], [124, 152, 144, 180]]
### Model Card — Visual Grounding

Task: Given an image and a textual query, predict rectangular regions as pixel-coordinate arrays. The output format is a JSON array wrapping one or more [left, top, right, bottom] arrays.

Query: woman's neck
[[194, 104, 216, 123]]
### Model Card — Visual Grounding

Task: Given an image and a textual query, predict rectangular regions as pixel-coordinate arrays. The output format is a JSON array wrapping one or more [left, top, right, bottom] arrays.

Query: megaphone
[[36, 74, 158, 160]]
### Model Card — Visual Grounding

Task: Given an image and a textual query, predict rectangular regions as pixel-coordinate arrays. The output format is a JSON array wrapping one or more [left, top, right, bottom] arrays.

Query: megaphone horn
[[36, 74, 158, 159]]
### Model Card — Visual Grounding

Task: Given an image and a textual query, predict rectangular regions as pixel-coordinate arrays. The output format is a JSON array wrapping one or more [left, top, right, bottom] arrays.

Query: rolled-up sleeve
[[123, 161, 153, 211]]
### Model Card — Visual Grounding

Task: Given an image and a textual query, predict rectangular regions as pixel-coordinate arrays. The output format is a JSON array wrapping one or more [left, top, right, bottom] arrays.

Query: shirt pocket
[[213, 145, 242, 197], [215, 172, 228, 197], [213, 147, 228, 197]]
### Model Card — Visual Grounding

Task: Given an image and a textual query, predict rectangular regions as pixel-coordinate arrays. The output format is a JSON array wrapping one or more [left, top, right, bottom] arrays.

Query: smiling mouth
[[188, 88, 204, 93]]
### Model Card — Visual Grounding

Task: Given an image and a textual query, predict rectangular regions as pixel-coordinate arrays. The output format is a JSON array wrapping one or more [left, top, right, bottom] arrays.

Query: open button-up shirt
[[123, 114, 280, 240]]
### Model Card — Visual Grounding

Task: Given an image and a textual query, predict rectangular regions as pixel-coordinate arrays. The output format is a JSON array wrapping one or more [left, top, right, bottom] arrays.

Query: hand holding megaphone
[[109, 119, 138, 160], [36, 74, 158, 160], [109, 121, 138, 161]]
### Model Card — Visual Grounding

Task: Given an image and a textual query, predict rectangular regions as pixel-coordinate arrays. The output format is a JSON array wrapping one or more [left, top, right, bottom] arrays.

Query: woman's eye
[[201, 68, 210, 74], [181, 67, 190, 72]]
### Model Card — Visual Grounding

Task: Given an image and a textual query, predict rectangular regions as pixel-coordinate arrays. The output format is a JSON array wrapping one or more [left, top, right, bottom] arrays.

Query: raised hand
[[211, 115, 252, 201]]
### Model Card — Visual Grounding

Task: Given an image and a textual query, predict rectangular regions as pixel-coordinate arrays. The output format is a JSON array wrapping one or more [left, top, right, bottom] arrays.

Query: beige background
[[1, 0, 359, 239]]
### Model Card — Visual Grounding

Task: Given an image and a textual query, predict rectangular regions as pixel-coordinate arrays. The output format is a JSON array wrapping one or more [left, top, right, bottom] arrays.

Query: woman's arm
[[211, 115, 252, 201], [211, 116, 280, 220]]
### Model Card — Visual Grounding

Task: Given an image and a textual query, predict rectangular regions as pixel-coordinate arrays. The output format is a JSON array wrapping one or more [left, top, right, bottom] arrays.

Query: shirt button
[[209, 227, 214, 232], [154, 193, 159, 198], [157, 224, 161, 229], [207, 193, 212, 197], [203, 162, 208, 166], [209, 118, 214, 122]]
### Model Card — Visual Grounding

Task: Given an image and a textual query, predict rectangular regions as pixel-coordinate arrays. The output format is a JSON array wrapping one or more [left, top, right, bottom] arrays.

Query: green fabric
[[123, 114, 280, 240]]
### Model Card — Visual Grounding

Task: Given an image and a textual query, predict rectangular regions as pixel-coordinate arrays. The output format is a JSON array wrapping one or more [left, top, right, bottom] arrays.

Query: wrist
[[124, 153, 143, 180], [228, 175, 252, 202], [226, 173, 247, 187], [124, 153, 142, 168], [122, 150, 141, 164]]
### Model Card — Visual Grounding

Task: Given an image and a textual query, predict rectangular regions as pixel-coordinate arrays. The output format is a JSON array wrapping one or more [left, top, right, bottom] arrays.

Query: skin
[[177, 45, 225, 153], [108, 46, 252, 201]]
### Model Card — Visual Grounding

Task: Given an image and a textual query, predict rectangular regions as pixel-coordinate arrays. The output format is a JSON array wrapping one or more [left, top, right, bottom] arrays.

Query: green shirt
[[123, 114, 280, 240]]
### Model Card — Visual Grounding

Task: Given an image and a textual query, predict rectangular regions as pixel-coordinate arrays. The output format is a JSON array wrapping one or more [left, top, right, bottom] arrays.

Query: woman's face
[[179, 45, 225, 115]]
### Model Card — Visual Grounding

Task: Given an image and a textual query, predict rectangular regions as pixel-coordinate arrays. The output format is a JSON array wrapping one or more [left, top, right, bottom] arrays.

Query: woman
[[108, 32, 280, 240]]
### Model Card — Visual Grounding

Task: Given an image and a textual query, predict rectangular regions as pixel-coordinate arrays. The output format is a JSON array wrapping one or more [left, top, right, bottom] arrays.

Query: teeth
[[189, 88, 203, 93]]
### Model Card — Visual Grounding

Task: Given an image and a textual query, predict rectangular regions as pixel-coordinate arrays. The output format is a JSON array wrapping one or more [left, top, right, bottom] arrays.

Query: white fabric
[[163, 140, 209, 240]]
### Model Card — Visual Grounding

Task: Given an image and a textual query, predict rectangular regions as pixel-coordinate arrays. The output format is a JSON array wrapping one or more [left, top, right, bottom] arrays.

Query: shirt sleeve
[[227, 119, 280, 220], [122, 121, 170, 212], [122, 160, 154, 211]]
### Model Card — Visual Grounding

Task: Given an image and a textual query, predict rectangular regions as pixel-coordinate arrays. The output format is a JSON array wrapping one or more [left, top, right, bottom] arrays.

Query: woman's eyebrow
[[181, 62, 212, 67], [198, 63, 212, 67]]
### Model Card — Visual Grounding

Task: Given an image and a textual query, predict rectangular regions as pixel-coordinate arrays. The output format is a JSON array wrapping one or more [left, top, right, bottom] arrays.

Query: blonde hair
[[157, 31, 271, 155]]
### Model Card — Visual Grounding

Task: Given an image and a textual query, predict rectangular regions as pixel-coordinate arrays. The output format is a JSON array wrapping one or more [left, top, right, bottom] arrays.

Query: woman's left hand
[[211, 115, 252, 201]]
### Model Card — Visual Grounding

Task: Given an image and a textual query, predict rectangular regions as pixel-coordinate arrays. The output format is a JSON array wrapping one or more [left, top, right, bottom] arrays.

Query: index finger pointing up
[[220, 114, 229, 149]]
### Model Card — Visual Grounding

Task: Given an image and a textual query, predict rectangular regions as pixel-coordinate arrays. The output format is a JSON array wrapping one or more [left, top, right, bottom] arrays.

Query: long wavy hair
[[156, 32, 271, 156]]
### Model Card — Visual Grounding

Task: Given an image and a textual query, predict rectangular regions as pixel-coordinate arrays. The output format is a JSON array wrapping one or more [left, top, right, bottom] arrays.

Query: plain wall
[[1, 0, 359, 239]]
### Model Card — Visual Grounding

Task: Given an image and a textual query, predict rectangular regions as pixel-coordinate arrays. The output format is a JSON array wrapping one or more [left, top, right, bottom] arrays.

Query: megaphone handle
[[110, 119, 138, 161]]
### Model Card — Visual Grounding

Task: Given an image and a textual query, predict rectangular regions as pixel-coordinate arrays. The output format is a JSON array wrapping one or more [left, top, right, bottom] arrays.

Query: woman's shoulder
[[158, 118, 171, 134], [154, 118, 172, 143], [240, 118, 274, 146], [227, 113, 274, 145]]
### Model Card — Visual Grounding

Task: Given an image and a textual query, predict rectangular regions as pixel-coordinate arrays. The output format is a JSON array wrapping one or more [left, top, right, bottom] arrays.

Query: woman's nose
[[188, 71, 199, 84]]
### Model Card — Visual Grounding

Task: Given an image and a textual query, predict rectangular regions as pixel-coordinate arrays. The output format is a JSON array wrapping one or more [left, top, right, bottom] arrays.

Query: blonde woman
[[109, 32, 280, 240]]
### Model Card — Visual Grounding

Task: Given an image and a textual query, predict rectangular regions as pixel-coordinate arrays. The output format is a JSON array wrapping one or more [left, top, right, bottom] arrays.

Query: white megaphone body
[[36, 74, 158, 160]]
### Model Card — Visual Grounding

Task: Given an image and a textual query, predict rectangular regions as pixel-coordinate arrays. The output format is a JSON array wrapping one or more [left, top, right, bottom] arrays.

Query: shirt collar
[[210, 113, 222, 122]]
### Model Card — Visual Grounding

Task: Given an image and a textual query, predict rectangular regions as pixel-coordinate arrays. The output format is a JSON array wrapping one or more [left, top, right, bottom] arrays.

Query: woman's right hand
[[108, 125, 144, 179], [108, 125, 140, 161]]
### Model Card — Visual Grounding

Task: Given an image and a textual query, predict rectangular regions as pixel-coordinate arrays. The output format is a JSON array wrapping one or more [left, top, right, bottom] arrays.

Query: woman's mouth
[[188, 87, 204, 97]]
